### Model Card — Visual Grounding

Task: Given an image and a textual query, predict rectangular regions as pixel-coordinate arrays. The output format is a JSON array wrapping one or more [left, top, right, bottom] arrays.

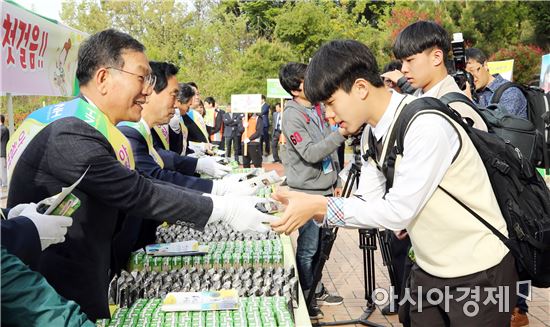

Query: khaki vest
[[369, 98, 509, 278]]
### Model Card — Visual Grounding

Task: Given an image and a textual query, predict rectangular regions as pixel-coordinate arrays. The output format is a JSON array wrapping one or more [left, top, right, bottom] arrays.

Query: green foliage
[[490, 44, 544, 84], [8, 0, 548, 127]]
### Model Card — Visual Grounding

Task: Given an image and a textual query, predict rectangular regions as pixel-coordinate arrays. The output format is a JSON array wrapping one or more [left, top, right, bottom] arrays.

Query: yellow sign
[[487, 59, 514, 81]]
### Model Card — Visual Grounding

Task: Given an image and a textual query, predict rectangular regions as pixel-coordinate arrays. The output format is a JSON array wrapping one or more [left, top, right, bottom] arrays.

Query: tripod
[[305, 160, 391, 327]]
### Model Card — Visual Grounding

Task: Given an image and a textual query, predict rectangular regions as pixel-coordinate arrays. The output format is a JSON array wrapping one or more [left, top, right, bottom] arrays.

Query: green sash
[[6, 98, 135, 180], [119, 120, 165, 168]]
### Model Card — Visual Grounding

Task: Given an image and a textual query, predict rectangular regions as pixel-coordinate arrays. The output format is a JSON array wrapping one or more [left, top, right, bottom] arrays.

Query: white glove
[[242, 121, 249, 128], [197, 157, 231, 178], [207, 195, 277, 233], [211, 179, 259, 196], [9, 203, 73, 250], [243, 138, 250, 144], [222, 173, 249, 184], [189, 142, 213, 154], [169, 109, 181, 133]]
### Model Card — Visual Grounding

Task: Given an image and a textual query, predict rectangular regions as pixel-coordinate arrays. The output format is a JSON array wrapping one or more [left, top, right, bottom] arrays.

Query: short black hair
[[150, 61, 178, 93], [261, 94, 266, 101], [76, 29, 145, 86], [187, 81, 198, 89], [382, 60, 402, 74], [279, 62, 307, 96], [0, 114, 4, 124], [204, 96, 215, 106], [304, 40, 384, 104], [177, 83, 195, 104], [392, 21, 450, 61], [465, 48, 488, 64]]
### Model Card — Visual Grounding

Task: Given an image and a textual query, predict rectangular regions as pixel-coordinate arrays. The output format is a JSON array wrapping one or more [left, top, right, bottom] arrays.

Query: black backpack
[[378, 96, 550, 287], [440, 92, 545, 168], [491, 82, 550, 169]]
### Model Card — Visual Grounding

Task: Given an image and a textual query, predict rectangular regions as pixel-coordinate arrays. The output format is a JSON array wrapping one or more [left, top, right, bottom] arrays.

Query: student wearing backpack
[[465, 46, 531, 327], [271, 39, 517, 326], [393, 21, 487, 132], [465, 48, 528, 119]]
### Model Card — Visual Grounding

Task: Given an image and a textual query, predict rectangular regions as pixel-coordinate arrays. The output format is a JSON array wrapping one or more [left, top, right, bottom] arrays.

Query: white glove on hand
[[197, 157, 231, 178], [222, 173, 248, 184], [207, 195, 277, 233], [9, 203, 73, 250], [211, 179, 259, 196], [169, 109, 181, 133], [243, 138, 250, 144]]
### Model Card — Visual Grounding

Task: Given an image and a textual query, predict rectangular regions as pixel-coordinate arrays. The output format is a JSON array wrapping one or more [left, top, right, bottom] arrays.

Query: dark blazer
[[118, 126, 211, 192], [208, 108, 225, 136], [168, 125, 183, 154], [222, 112, 244, 138], [272, 112, 281, 136], [151, 128, 198, 175], [1, 124, 9, 157], [261, 102, 270, 128], [7, 117, 213, 321], [1, 216, 41, 266], [182, 114, 208, 143]]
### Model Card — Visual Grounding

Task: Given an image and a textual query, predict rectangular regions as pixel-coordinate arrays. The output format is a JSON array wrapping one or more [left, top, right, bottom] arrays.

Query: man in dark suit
[[6, 29, 273, 321], [260, 95, 271, 156], [223, 105, 244, 163], [182, 82, 209, 143]]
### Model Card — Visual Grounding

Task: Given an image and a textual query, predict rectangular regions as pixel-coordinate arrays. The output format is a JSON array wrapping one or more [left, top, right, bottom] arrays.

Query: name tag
[[322, 156, 333, 174]]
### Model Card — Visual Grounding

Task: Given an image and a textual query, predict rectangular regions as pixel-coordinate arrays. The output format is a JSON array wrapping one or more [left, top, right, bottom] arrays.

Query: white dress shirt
[[332, 92, 461, 230]]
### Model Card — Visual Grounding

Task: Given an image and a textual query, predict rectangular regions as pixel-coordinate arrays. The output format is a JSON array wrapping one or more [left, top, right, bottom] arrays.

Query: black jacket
[[119, 126, 212, 193], [1, 215, 41, 266], [7, 117, 212, 321], [151, 128, 198, 175], [182, 114, 208, 143]]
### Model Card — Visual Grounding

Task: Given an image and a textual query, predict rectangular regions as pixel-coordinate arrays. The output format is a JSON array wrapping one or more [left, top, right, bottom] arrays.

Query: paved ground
[[262, 159, 550, 327]]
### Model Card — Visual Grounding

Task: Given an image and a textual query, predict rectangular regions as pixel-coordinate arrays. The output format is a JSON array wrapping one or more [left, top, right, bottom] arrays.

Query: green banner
[[266, 79, 292, 99]]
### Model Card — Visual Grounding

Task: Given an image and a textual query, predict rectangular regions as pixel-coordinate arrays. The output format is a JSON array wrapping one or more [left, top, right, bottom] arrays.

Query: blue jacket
[[118, 126, 212, 193]]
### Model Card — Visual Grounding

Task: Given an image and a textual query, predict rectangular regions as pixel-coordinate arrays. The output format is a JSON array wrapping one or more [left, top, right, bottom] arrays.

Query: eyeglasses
[[106, 67, 157, 89], [466, 65, 483, 75]]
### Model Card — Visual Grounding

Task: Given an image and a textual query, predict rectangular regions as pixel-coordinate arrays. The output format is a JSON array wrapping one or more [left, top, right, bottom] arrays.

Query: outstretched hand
[[270, 189, 328, 235]]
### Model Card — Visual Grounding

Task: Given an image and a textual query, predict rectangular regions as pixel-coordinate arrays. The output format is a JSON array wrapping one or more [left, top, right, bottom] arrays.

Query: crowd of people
[[1, 18, 547, 327]]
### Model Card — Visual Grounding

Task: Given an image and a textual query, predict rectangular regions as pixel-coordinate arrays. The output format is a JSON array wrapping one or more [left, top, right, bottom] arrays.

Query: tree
[[229, 39, 296, 99]]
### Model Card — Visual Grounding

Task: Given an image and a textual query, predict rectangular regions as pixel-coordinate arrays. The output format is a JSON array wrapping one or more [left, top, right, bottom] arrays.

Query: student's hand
[[381, 70, 404, 84], [270, 189, 328, 235], [9, 203, 73, 250], [337, 127, 351, 137]]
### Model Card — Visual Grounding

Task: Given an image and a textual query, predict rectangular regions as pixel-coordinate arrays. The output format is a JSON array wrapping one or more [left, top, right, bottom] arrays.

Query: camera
[[450, 32, 478, 102]]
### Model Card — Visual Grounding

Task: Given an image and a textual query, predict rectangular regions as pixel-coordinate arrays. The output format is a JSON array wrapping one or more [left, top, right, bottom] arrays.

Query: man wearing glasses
[[465, 48, 528, 119], [6, 29, 273, 322]]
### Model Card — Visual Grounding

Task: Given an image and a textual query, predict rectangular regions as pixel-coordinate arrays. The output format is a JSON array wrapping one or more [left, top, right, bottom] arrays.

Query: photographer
[[465, 48, 528, 119]]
